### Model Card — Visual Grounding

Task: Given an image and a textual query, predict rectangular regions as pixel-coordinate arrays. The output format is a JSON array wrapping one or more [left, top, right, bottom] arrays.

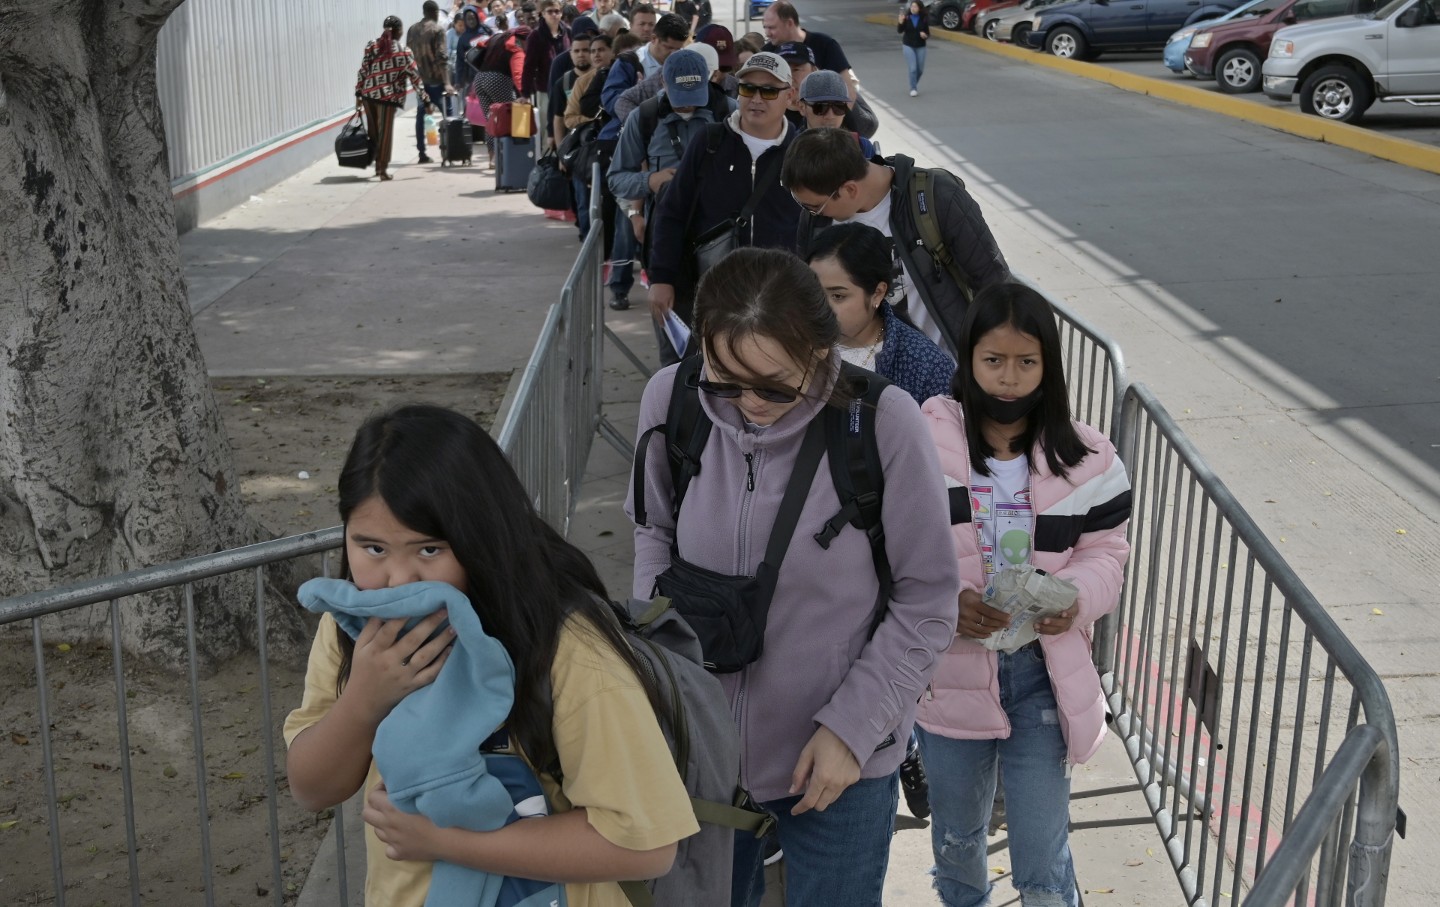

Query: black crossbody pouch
[[650, 418, 827, 673]]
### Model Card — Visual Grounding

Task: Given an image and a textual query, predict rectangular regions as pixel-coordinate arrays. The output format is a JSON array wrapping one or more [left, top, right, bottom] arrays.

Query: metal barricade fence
[[493, 167, 606, 534], [0, 172, 610, 907], [0, 237, 1399, 907], [1102, 383, 1399, 907]]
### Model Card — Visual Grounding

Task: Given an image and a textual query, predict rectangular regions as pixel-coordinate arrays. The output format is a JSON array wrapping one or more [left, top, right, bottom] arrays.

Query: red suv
[[1183, 0, 1377, 93]]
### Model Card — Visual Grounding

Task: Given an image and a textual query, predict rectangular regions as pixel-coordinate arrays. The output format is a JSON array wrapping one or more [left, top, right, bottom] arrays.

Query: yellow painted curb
[[863, 12, 1440, 176]]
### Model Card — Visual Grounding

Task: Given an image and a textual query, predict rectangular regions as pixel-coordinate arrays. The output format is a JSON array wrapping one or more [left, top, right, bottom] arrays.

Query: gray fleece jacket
[[626, 354, 960, 802]]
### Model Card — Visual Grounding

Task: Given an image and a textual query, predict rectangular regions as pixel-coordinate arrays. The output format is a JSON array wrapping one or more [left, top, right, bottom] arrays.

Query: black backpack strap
[[760, 416, 829, 572], [814, 363, 893, 638], [631, 356, 711, 527], [664, 119, 685, 162]]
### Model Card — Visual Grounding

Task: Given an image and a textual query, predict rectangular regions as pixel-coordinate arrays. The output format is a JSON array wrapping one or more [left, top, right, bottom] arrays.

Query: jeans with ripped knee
[[916, 643, 1078, 907]]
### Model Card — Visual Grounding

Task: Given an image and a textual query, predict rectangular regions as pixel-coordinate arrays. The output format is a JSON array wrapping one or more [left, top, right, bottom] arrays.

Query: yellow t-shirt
[[283, 612, 700, 907]]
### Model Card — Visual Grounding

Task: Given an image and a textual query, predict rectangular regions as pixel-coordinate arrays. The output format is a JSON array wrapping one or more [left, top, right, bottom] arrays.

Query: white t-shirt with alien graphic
[[974, 454, 1034, 577]]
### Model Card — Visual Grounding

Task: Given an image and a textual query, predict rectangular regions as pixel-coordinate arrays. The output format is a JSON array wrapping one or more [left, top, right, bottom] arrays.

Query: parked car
[[931, 0, 969, 29], [982, 0, 1071, 42], [933, 0, 1020, 31], [1028, 0, 1245, 58], [1185, 0, 1378, 91], [1262, 0, 1440, 121], [1163, 0, 1273, 72]]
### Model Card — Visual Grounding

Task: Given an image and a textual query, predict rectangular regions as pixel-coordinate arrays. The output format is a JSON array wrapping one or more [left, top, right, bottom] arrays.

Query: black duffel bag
[[335, 112, 372, 169], [527, 150, 572, 210]]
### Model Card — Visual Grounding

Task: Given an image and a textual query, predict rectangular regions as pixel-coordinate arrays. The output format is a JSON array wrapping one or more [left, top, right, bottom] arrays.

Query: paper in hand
[[979, 565, 1079, 652], [663, 310, 692, 358]]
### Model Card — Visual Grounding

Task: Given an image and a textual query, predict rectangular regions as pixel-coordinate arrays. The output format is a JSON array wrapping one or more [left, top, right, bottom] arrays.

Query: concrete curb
[[863, 13, 1440, 176]]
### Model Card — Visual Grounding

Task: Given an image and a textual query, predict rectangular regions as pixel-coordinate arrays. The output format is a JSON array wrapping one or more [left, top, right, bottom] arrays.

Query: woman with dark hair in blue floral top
[[807, 222, 954, 405]]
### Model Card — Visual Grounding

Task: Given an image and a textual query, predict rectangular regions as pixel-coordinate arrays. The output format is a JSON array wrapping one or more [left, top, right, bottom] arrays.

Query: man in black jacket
[[646, 51, 802, 365], [783, 127, 1009, 357]]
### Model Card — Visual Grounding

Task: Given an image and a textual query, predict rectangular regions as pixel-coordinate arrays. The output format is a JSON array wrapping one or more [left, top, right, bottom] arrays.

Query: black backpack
[[632, 357, 895, 650]]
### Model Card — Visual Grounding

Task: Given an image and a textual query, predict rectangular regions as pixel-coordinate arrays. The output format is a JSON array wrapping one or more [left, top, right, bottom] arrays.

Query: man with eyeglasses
[[646, 51, 803, 365], [782, 127, 1010, 357]]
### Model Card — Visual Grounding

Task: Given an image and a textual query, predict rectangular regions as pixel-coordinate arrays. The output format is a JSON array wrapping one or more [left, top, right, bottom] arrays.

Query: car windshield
[[1372, 0, 1408, 16]]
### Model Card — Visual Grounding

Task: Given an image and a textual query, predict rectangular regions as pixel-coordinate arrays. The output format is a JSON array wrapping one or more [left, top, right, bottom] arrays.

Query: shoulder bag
[[689, 138, 785, 277]]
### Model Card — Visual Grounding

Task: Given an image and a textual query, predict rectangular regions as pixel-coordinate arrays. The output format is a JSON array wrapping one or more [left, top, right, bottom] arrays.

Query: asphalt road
[[808, 3, 1438, 902], [923, 20, 1440, 147]]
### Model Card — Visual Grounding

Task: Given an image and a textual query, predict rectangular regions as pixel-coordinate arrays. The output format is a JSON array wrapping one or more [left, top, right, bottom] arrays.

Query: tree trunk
[[0, 0, 306, 664]]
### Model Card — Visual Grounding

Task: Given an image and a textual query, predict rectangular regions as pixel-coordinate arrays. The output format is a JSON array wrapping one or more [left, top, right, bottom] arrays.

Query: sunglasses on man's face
[[806, 101, 847, 117], [736, 82, 786, 100], [697, 378, 802, 404]]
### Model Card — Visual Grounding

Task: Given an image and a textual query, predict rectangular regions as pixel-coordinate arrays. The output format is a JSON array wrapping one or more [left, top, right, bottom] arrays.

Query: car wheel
[[1298, 64, 1373, 123], [1215, 47, 1262, 93], [1046, 25, 1087, 59], [939, 5, 962, 29], [982, 17, 1000, 39], [1012, 22, 1032, 45]]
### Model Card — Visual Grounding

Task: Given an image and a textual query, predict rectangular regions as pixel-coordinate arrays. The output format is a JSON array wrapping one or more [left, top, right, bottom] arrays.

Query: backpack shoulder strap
[[909, 167, 974, 301], [814, 362, 893, 638], [634, 97, 661, 149], [704, 120, 727, 154], [631, 356, 712, 527]]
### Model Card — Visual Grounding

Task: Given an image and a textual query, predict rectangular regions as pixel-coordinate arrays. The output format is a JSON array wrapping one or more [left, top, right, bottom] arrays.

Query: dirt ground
[[0, 373, 509, 906]]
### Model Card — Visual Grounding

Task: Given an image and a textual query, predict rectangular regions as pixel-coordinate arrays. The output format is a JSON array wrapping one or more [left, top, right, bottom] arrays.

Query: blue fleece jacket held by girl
[[297, 578, 565, 907]]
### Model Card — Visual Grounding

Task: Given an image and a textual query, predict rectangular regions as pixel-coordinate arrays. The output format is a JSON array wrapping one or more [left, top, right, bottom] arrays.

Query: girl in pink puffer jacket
[[914, 282, 1132, 907]]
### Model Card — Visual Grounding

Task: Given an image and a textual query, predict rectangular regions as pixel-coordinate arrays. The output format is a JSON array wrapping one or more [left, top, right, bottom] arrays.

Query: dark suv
[[1183, 0, 1377, 92], [1027, 0, 1245, 57]]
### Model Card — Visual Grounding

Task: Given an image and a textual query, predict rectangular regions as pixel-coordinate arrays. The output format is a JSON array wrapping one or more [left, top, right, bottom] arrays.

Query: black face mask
[[973, 383, 1043, 426]]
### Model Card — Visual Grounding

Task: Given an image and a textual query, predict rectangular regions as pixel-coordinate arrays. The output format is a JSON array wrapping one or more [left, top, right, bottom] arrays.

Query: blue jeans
[[608, 206, 635, 300], [731, 770, 899, 907], [416, 84, 450, 152], [916, 644, 1078, 907], [903, 45, 927, 91], [573, 175, 592, 240]]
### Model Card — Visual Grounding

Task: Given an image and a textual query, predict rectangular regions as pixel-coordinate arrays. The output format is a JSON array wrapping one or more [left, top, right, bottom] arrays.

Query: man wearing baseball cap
[[798, 70, 875, 158], [694, 22, 739, 72], [645, 51, 802, 364], [609, 48, 734, 326]]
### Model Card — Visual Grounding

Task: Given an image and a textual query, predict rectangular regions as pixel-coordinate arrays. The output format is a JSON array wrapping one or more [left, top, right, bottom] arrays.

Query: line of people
[[331, 4, 1137, 906]]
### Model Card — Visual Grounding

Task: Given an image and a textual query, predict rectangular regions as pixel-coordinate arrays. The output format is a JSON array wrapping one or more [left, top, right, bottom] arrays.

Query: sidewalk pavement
[[186, 132, 1188, 906]]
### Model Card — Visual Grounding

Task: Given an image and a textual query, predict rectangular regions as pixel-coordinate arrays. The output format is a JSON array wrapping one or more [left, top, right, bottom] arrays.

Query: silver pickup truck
[[1261, 0, 1440, 122]]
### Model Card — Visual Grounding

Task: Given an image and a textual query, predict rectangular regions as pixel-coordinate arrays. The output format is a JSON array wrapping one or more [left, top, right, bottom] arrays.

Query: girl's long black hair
[[951, 282, 1093, 479], [333, 404, 661, 777]]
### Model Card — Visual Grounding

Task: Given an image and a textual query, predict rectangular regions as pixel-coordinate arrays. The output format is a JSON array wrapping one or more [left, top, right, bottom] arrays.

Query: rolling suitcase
[[495, 136, 535, 192], [440, 115, 473, 167]]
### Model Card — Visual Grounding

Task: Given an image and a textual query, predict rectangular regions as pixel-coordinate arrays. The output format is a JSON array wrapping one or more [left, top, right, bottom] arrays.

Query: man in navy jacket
[[646, 52, 803, 365]]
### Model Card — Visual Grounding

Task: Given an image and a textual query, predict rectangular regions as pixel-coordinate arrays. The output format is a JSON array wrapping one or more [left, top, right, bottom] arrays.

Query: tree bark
[[0, 0, 306, 664]]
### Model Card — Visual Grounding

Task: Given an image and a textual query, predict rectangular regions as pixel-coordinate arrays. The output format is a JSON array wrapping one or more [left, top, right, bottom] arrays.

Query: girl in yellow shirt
[[284, 404, 698, 907]]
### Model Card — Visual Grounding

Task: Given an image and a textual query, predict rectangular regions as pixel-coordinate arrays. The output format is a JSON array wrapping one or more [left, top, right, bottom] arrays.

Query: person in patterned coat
[[357, 16, 439, 180]]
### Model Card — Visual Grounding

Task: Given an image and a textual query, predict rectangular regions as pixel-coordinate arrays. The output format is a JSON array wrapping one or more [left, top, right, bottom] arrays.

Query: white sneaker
[[910, 89, 919, 97]]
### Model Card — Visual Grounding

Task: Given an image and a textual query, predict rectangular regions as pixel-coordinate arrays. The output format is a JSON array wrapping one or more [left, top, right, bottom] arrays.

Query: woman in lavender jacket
[[626, 248, 960, 907]]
